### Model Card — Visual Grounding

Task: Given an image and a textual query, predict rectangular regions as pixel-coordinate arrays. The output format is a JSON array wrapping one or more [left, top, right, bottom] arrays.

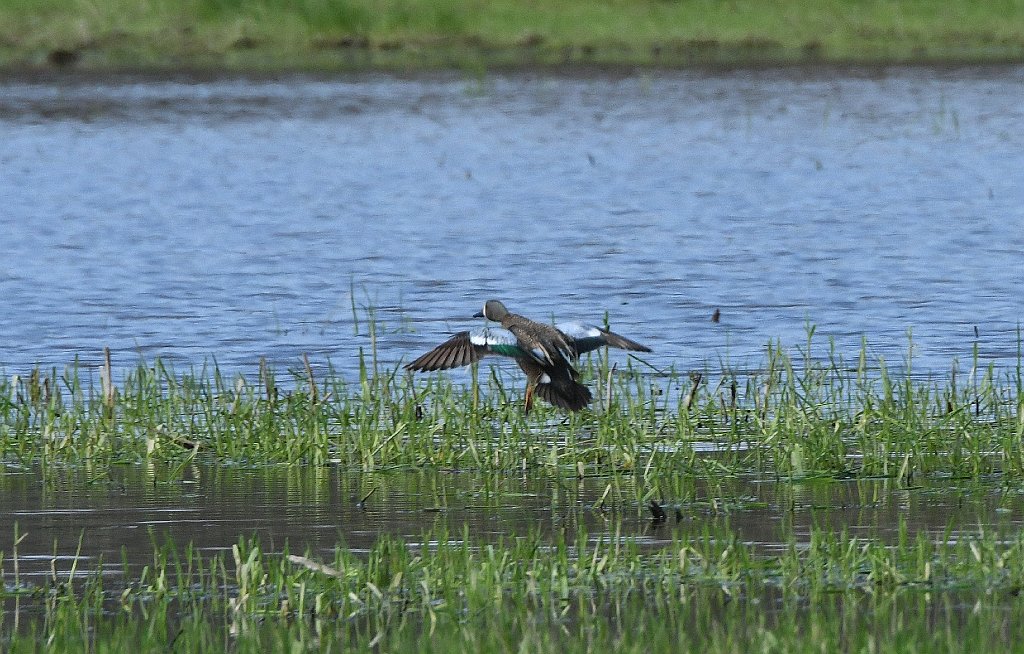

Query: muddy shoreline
[[3, 39, 1024, 81], [2, 57, 1023, 85]]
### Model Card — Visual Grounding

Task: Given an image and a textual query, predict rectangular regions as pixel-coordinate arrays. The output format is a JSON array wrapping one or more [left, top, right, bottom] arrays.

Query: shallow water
[[1, 68, 1023, 385], [2, 464, 1020, 582]]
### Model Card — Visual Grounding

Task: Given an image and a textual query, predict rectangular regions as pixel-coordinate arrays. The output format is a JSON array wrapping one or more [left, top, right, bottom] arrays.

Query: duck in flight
[[405, 300, 651, 413]]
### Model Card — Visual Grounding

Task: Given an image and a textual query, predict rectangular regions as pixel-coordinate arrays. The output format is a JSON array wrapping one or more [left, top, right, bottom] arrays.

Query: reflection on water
[[2, 463, 1019, 582], [0, 68, 1022, 385]]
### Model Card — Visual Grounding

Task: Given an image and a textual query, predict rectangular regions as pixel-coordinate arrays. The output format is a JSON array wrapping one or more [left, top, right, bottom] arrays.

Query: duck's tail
[[534, 375, 592, 412]]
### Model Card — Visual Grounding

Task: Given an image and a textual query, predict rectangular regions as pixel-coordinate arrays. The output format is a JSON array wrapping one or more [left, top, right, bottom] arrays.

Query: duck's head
[[474, 300, 509, 321]]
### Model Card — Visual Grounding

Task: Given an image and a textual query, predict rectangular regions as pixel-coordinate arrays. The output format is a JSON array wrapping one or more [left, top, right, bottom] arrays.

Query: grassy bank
[[1, 0, 1023, 73]]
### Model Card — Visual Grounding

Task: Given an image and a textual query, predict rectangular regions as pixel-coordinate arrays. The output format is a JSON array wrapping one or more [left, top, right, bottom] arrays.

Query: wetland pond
[[4, 462, 1023, 585], [1, 67, 1024, 644]]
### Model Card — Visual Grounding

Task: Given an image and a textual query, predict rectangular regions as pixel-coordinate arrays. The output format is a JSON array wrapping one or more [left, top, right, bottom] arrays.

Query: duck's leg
[[518, 363, 541, 415]]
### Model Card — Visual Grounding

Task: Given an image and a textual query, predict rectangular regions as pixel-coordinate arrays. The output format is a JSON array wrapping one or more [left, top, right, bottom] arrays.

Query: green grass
[[1, 0, 1023, 72], [6, 521, 1024, 652], [2, 332, 1021, 488], [2, 329, 1023, 650]]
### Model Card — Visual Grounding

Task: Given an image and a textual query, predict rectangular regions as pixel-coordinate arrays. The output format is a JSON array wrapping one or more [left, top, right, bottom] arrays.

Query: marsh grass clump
[[2, 328, 1024, 651], [0, 332, 1021, 489]]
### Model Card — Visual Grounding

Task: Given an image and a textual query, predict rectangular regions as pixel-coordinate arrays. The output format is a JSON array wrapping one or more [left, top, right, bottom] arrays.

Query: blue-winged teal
[[405, 300, 651, 413]]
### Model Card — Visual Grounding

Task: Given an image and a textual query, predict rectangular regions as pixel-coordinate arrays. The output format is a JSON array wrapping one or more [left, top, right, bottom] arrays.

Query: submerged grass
[[1, 0, 1023, 72], [5, 521, 1024, 651]]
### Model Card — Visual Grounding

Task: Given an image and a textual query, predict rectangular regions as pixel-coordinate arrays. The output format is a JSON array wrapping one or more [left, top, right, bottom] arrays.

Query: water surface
[[1, 68, 1022, 383], [2, 464, 1019, 582], [2, 68, 1023, 596]]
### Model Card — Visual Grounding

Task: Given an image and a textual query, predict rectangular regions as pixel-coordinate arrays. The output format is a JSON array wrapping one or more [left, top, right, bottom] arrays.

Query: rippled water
[[2, 68, 1023, 385], [2, 69, 1024, 581]]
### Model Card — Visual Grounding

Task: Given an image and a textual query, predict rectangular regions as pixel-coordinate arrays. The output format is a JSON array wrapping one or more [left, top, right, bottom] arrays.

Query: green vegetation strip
[[2, 336, 1023, 649], [2, 337, 1021, 486], [5, 523, 1024, 652], [1, 0, 1023, 72]]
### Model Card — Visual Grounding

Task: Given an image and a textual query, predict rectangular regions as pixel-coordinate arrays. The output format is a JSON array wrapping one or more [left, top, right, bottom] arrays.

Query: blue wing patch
[[557, 321, 608, 355], [556, 322, 602, 339], [470, 327, 531, 360]]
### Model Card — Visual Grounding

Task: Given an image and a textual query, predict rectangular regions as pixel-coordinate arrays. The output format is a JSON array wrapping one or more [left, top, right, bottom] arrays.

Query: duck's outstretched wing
[[405, 327, 532, 371], [556, 322, 652, 356]]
